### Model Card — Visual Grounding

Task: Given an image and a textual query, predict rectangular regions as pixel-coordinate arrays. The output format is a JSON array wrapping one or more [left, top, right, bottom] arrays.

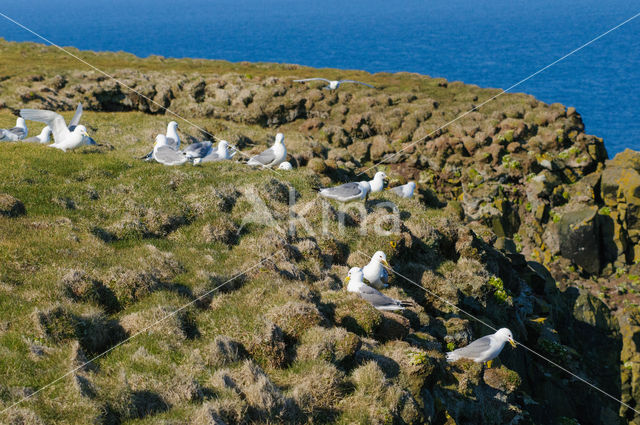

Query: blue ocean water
[[1, 0, 638, 155]]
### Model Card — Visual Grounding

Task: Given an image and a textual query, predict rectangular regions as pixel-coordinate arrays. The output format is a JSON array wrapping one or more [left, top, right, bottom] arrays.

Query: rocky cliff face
[[0, 39, 639, 424]]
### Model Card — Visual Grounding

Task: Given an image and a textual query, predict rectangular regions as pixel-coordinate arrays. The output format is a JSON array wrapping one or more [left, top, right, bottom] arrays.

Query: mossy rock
[[297, 326, 361, 364], [0, 193, 25, 217], [267, 301, 324, 340], [330, 293, 383, 337], [483, 365, 522, 393]]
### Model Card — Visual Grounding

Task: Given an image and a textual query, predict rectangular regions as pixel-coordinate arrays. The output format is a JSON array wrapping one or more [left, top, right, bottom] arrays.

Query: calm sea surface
[[1, 0, 638, 154]]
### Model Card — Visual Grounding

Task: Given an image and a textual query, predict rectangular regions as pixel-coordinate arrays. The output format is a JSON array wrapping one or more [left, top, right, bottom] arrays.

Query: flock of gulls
[[0, 78, 515, 366]]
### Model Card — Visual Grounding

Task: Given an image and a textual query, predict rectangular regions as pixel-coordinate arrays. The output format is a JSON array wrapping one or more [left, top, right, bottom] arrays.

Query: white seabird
[[0, 117, 28, 141], [20, 109, 89, 151], [152, 134, 188, 166], [368, 171, 388, 193], [294, 78, 375, 90], [319, 180, 371, 202], [278, 161, 293, 170], [193, 140, 236, 164], [446, 328, 516, 366], [345, 267, 412, 311], [389, 181, 416, 199], [246, 133, 286, 168], [22, 126, 52, 144], [142, 121, 181, 160], [362, 251, 390, 289]]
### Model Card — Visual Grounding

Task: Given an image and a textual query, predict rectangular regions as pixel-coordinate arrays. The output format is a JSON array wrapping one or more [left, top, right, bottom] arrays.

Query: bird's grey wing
[[390, 186, 405, 196], [320, 182, 363, 200], [68, 103, 83, 129], [249, 147, 276, 165], [22, 135, 41, 143], [154, 145, 188, 166], [166, 137, 180, 150], [340, 80, 375, 88], [201, 151, 222, 162], [183, 141, 213, 158], [8, 126, 26, 139], [20, 109, 69, 143], [451, 336, 492, 358], [357, 286, 401, 308], [294, 78, 330, 83]]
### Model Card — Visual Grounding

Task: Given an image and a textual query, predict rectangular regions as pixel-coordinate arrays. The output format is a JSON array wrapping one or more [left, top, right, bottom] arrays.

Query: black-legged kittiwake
[[22, 126, 52, 144], [246, 133, 286, 168], [345, 267, 412, 311], [388, 181, 416, 198], [0, 117, 28, 141], [446, 328, 516, 366], [362, 251, 390, 289], [294, 78, 375, 90], [20, 109, 89, 151]]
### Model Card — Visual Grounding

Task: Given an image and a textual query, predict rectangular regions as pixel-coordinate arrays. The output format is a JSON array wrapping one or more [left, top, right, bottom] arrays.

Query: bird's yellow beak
[[344, 276, 350, 283], [509, 339, 516, 348], [382, 259, 389, 268]]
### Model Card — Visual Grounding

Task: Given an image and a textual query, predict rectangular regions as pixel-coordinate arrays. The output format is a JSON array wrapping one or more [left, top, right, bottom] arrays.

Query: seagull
[[278, 161, 293, 170], [388, 182, 416, 199], [368, 171, 388, 193], [318, 180, 371, 202], [152, 134, 188, 166], [193, 140, 236, 164], [362, 251, 390, 289], [0, 117, 28, 141], [246, 133, 286, 168], [20, 109, 89, 152], [446, 328, 516, 367], [22, 126, 52, 144], [345, 267, 412, 311], [142, 121, 181, 160], [66, 103, 97, 146], [294, 78, 374, 90]]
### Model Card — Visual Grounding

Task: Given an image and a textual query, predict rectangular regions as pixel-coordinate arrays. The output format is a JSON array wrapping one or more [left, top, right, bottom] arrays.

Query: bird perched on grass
[[142, 121, 181, 160], [362, 251, 390, 289], [446, 328, 516, 368], [294, 78, 374, 90], [246, 133, 286, 168], [318, 180, 371, 202], [193, 140, 236, 164], [345, 267, 412, 311], [22, 126, 52, 144], [152, 134, 189, 166], [0, 117, 28, 141], [20, 109, 89, 151], [388, 181, 416, 198]]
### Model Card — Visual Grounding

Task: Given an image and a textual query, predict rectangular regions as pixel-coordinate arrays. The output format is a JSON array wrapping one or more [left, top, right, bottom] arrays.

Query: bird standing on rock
[[446, 328, 516, 368]]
